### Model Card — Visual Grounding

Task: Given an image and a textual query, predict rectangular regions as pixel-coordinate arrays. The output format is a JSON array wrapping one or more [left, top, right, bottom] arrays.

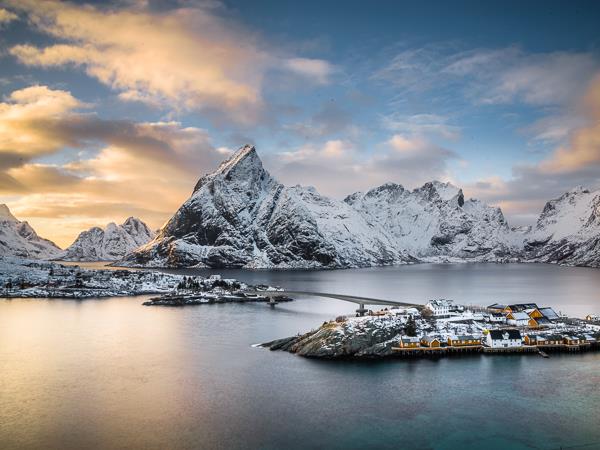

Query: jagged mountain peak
[[216, 144, 258, 173], [0, 204, 18, 222], [117, 146, 600, 270], [193, 144, 266, 193], [414, 180, 462, 202], [119, 146, 518, 268]]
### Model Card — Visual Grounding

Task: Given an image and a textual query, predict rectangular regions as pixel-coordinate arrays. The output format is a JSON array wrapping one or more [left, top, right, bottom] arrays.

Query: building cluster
[[388, 300, 600, 352]]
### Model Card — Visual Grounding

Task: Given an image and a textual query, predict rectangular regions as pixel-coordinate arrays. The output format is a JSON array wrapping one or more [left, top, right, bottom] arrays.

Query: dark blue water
[[2, 263, 600, 449]]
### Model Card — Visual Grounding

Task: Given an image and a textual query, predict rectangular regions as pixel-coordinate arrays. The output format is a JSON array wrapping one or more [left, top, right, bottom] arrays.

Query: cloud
[[0, 7, 16, 24], [465, 75, 600, 226], [523, 113, 585, 144], [284, 102, 356, 139], [382, 113, 460, 140], [270, 135, 457, 198], [283, 58, 335, 85], [374, 45, 599, 107], [7, 0, 335, 124], [0, 85, 85, 161], [0, 85, 228, 246]]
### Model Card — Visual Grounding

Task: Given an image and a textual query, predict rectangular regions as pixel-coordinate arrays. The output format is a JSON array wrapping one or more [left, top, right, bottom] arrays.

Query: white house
[[426, 299, 454, 317], [488, 313, 507, 323], [392, 307, 420, 318], [486, 329, 522, 348], [506, 311, 531, 326]]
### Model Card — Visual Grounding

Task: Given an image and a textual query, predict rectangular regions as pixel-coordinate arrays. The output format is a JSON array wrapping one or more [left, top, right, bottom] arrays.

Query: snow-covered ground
[[264, 302, 600, 359], [0, 257, 269, 299]]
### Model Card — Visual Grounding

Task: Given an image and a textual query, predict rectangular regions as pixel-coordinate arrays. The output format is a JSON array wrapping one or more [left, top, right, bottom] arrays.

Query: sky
[[1, 0, 600, 247]]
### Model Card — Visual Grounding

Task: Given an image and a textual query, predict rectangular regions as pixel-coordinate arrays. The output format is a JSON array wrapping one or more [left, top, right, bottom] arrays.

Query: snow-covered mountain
[[118, 145, 518, 269], [60, 217, 155, 261], [345, 181, 516, 261], [0, 204, 62, 259], [524, 187, 600, 267]]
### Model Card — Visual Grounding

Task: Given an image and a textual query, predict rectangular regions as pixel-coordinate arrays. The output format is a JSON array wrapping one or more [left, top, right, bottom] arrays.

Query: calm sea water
[[2, 263, 600, 450]]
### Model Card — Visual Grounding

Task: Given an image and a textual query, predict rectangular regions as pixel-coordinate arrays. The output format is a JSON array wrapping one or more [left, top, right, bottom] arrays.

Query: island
[[262, 300, 600, 359], [0, 257, 283, 300]]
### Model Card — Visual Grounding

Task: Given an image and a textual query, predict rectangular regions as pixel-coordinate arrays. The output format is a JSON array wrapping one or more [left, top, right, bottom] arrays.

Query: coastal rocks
[[262, 315, 410, 359], [60, 217, 155, 261], [0, 204, 62, 260]]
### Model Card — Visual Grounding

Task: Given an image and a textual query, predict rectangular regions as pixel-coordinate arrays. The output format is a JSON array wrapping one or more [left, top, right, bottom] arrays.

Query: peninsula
[[262, 300, 600, 359]]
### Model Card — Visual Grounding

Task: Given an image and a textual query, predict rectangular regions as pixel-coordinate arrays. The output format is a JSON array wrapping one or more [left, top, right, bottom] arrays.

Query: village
[[387, 299, 600, 356]]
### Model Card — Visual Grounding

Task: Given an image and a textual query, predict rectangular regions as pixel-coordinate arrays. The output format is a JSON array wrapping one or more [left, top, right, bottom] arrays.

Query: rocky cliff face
[[0, 204, 62, 260], [524, 187, 600, 267], [61, 217, 155, 261], [119, 145, 522, 268]]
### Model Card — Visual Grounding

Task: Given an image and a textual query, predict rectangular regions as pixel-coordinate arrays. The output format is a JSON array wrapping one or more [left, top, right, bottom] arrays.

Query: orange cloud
[[7, 0, 334, 123], [0, 85, 84, 160], [0, 7, 16, 24], [540, 75, 600, 173], [0, 85, 229, 247]]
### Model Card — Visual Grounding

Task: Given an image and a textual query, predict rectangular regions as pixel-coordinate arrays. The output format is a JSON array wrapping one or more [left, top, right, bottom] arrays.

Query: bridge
[[243, 290, 423, 316]]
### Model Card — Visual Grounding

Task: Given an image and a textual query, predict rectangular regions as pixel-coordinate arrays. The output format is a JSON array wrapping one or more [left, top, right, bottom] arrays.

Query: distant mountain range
[[2, 145, 599, 268], [116, 145, 600, 269], [60, 217, 155, 261], [0, 205, 154, 262]]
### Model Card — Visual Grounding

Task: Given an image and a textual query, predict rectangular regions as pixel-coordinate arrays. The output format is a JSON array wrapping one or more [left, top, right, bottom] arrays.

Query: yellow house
[[524, 335, 549, 346], [545, 335, 564, 346], [525, 308, 544, 319], [420, 337, 441, 348], [447, 335, 482, 347], [506, 311, 538, 327], [564, 336, 581, 346], [398, 337, 420, 348]]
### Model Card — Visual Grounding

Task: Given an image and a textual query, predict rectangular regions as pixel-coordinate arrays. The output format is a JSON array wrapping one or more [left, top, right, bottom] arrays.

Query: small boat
[[538, 349, 550, 358]]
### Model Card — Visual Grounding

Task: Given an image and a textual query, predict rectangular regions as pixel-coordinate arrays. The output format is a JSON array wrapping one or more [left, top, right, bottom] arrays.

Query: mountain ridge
[[117, 146, 532, 269], [60, 217, 155, 261]]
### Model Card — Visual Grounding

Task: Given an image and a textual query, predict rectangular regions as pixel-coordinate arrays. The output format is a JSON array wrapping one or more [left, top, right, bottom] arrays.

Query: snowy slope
[[119, 146, 516, 268], [0, 204, 62, 260], [345, 181, 515, 260], [524, 187, 600, 266], [61, 217, 155, 261], [120, 146, 409, 268]]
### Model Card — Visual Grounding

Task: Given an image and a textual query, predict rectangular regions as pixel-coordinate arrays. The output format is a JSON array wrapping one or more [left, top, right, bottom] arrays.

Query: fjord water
[[2, 263, 600, 450]]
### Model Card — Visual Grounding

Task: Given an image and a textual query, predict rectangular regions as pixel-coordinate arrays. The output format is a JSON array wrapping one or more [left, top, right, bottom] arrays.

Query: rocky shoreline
[[262, 315, 408, 359]]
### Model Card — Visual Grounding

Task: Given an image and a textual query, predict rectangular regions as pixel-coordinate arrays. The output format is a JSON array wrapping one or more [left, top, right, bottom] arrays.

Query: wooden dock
[[390, 342, 600, 359]]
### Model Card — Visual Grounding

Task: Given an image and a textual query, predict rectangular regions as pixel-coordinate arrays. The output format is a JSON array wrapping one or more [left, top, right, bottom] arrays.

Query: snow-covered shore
[[0, 257, 276, 300]]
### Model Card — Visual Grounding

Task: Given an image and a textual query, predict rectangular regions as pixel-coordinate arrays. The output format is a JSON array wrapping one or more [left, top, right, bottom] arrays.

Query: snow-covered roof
[[488, 329, 522, 340], [539, 307, 559, 320], [509, 312, 530, 320]]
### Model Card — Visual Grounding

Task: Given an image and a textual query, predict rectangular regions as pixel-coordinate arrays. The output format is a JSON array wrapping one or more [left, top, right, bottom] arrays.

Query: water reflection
[[2, 264, 600, 449]]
